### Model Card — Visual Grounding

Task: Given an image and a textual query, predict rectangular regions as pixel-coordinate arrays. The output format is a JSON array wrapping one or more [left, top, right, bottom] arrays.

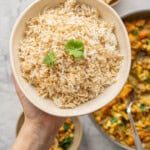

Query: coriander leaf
[[43, 51, 55, 68], [69, 50, 83, 58], [63, 123, 69, 132], [146, 76, 150, 84], [59, 137, 73, 149], [139, 25, 144, 30], [65, 39, 84, 58], [111, 117, 118, 124], [140, 104, 145, 111], [145, 126, 150, 131], [132, 30, 138, 36], [121, 122, 127, 128]]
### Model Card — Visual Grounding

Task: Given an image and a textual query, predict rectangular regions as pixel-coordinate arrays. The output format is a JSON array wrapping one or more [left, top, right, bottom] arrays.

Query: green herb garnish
[[146, 76, 150, 84], [111, 117, 118, 124], [139, 25, 144, 30], [65, 39, 84, 58], [140, 104, 145, 111], [60, 137, 73, 149], [63, 123, 69, 132], [121, 122, 127, 128], [132, 30, 138, 36], [43, 51, 55, 68], [145, 126, 150, 131]]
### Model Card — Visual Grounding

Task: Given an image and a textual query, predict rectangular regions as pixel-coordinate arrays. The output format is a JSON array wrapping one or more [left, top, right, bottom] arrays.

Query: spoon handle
[[128, 111, 143, 150]]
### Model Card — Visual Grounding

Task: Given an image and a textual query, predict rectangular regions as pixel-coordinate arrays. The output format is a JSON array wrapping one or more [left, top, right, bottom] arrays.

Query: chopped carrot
[[147, 20, 150, 26], [139, 30, 149, 39], [119, 84, 132, 98], [126, 136, 134, 146], [125, 22, 135, 32], [128, 33, 136, 42]]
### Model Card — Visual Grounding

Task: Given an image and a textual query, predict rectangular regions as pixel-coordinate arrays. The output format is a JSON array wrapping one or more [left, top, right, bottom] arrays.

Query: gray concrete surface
[[0, 0, 149, 150]]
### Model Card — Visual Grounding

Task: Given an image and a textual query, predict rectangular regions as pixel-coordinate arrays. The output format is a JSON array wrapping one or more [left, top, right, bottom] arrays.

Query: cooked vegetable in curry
[[92, 19, 150, 149], [50, 118, 75, 150]]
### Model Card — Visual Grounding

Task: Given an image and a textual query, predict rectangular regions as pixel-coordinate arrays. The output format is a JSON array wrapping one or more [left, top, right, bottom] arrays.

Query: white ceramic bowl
[[10, 0, 131, 117], [16, 113, 83, 150]]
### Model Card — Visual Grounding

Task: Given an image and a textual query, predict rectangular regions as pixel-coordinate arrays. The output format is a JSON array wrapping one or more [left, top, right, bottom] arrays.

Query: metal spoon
[[126, 89, 143, 150]]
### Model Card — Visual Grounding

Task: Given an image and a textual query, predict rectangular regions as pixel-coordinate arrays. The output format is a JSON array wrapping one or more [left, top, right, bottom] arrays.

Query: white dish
[[10, 0, 131, 117]]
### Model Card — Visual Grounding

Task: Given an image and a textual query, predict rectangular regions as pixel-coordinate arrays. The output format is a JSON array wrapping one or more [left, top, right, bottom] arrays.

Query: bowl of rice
[[10, 0, 131, 117]]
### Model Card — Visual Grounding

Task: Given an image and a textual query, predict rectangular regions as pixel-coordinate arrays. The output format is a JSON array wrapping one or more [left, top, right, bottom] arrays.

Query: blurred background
[[0, 0, 149, 150]]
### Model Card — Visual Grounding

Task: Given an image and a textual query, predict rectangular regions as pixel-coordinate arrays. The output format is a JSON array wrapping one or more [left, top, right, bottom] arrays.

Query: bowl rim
[[110, 0, 120, 7], [121, 9, 150, 20], [10, 0, 131, 117], [89, 9, 150, 149], [16, 113, 83, 150]]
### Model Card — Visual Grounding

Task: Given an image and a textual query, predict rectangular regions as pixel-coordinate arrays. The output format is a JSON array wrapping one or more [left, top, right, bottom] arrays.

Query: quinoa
[[19, 0, 123, 108]]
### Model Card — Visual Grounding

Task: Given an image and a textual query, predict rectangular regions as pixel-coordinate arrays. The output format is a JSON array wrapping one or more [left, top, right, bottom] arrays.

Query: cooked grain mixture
[[19, 0, 122, 108]]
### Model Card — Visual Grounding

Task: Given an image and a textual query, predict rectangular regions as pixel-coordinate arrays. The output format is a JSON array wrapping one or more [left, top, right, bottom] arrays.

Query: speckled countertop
[[0, 0, 149, 150]]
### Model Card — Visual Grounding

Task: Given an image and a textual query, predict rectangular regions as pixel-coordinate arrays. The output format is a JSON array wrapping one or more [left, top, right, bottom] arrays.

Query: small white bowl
[[16, 113, 83, 150], [10, 0, 131, 117]]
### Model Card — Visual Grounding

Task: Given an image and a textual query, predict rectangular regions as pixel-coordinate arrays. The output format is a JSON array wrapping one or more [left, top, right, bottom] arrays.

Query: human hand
[[12, 75, 65, 150]]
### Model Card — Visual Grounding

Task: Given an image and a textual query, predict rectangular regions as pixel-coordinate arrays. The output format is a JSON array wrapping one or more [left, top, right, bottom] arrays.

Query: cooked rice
[[19, 0, 123, 108]]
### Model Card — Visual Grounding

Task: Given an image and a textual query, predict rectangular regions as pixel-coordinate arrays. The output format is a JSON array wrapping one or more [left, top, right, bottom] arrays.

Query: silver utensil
[[127, 90, 143, 150]]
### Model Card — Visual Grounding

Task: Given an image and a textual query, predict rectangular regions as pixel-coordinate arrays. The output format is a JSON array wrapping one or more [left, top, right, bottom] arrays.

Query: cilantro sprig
[[146, 126, 150, 131], [43, 39, 84, 68], [59, 137, 73, 149], [132, 30, 138, 36], [43, 51, 56, 68], [111, 117, 118, 124], [65, 39, 84, 58], [146, 76, 150, 84], [140, 104, 146, 111], [63, 123, 70, 132], [139, 25, 144, 30]]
